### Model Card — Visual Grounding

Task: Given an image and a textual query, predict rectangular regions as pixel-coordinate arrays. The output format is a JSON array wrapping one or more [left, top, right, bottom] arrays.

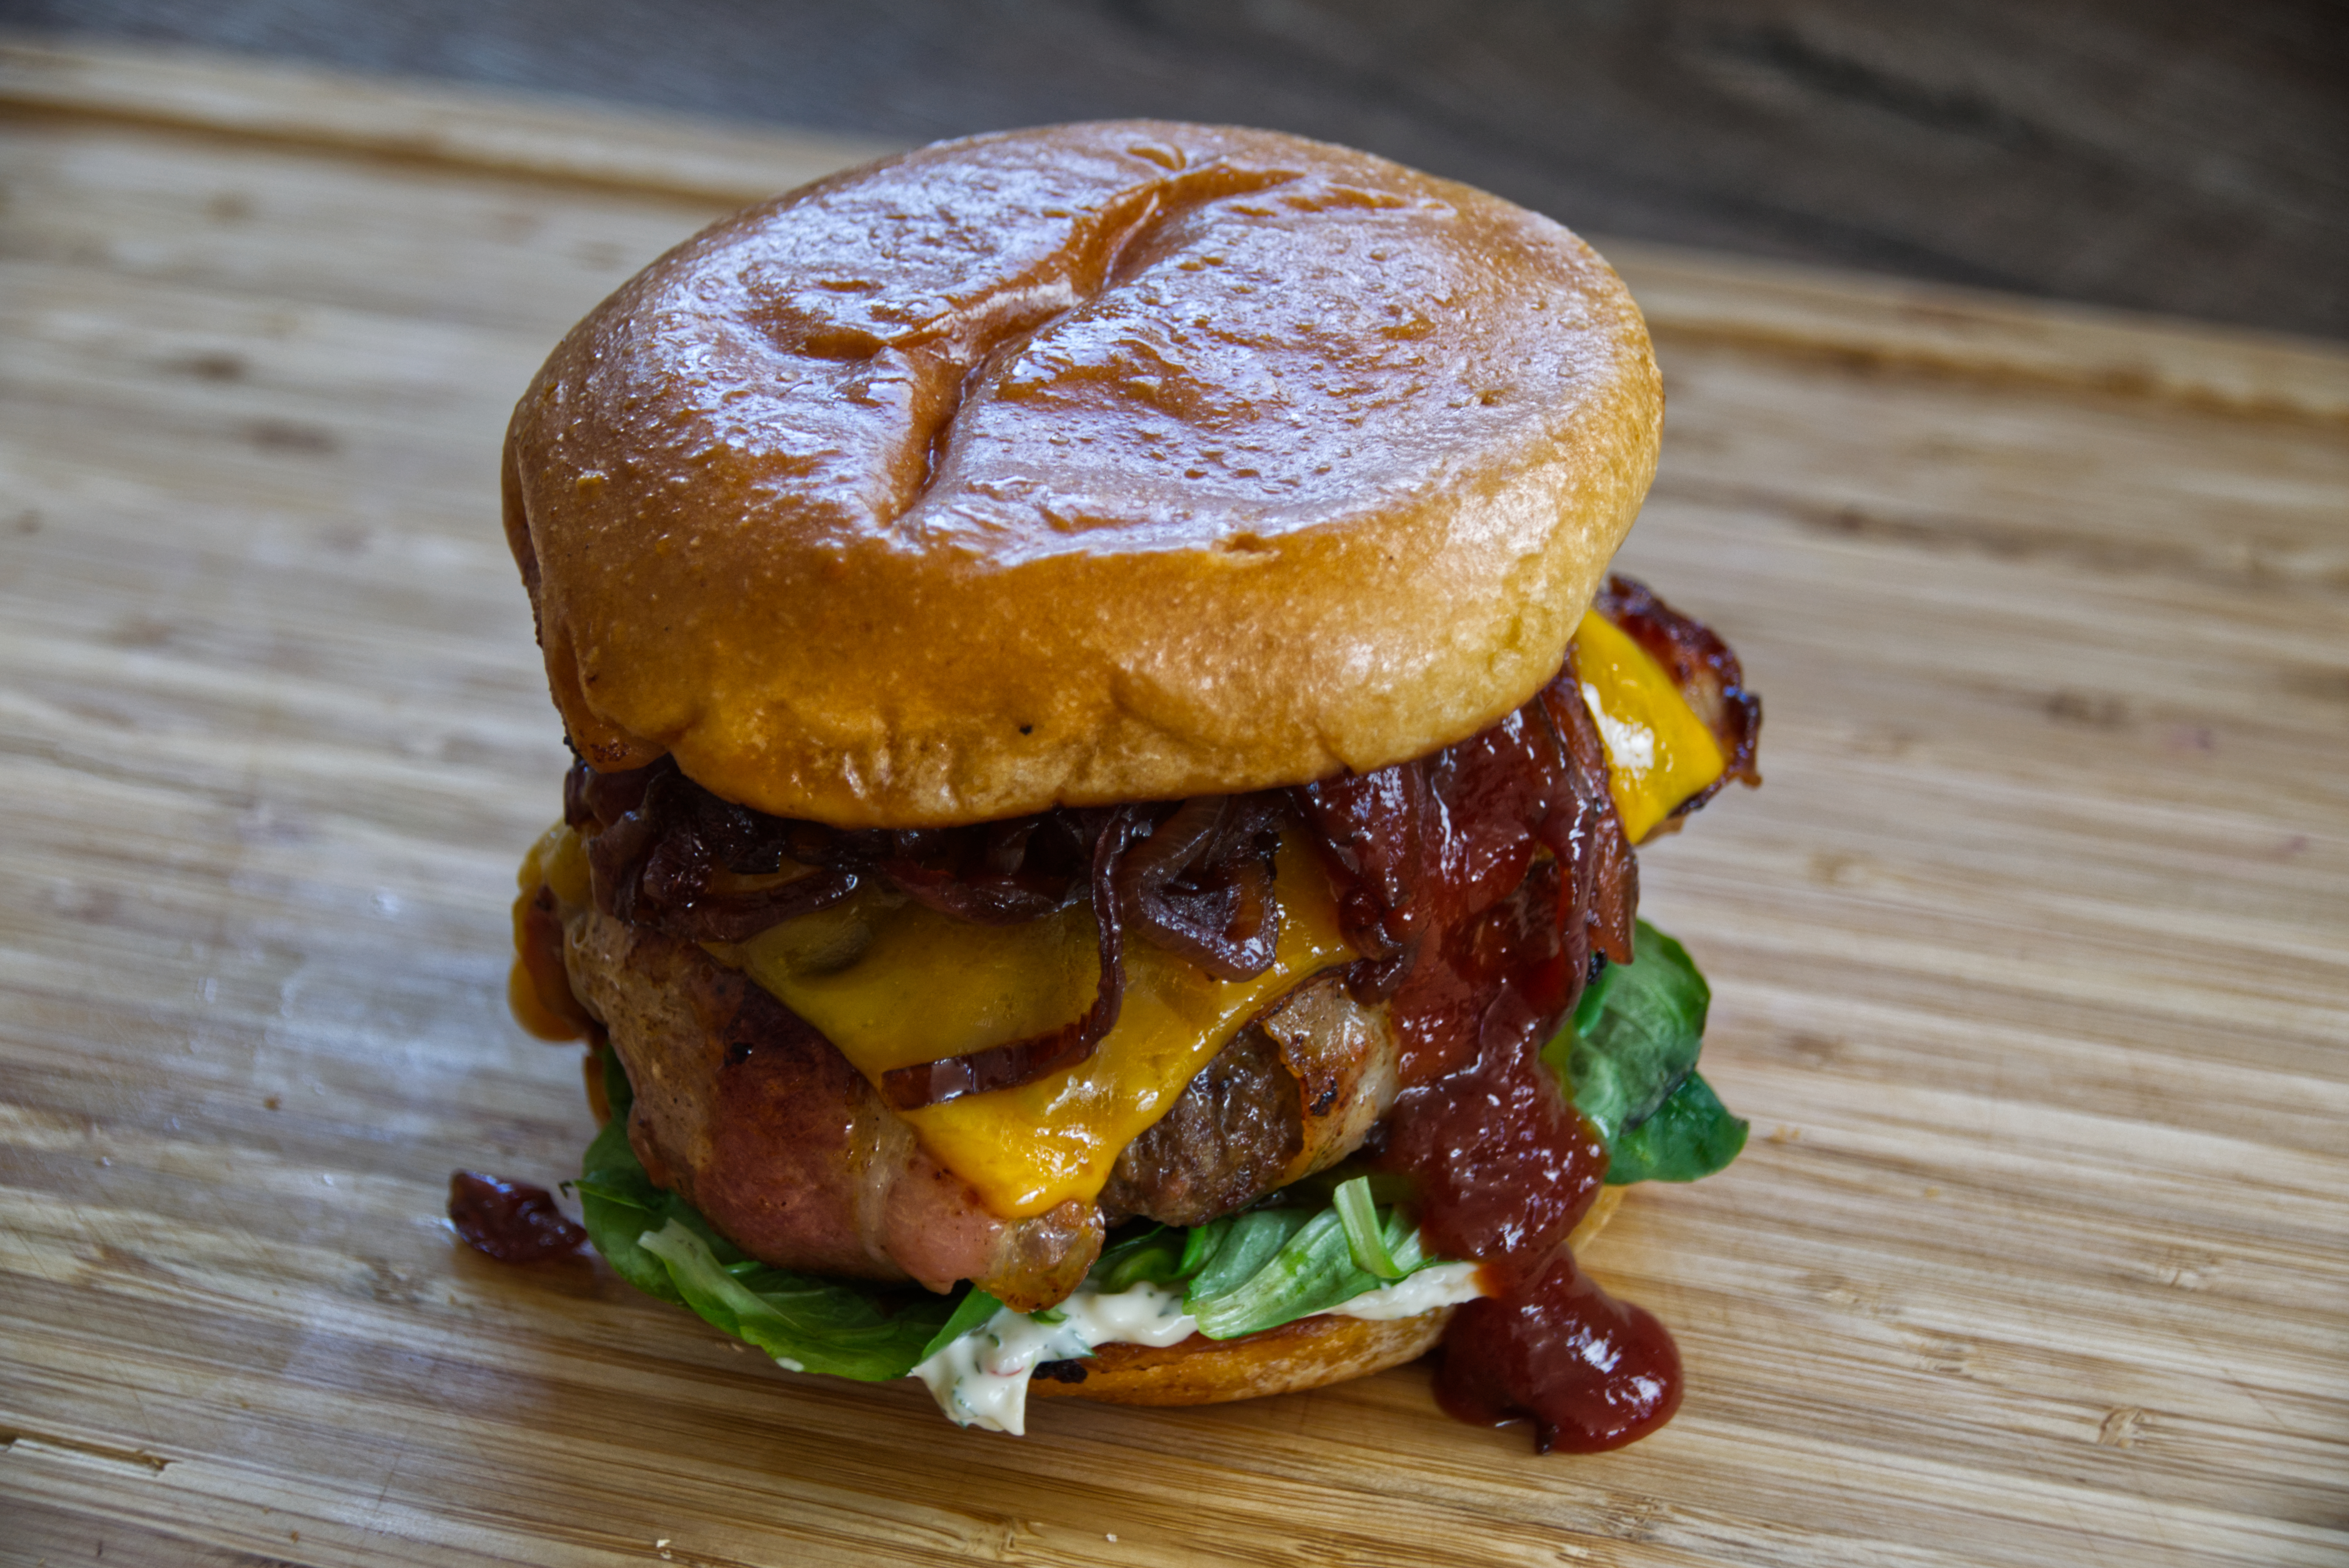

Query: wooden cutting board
[[2, 36, 2343, 1568]]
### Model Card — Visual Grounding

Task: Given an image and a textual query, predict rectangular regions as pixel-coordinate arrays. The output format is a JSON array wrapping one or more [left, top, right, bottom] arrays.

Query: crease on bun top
[[504, 120, 1662, 827]]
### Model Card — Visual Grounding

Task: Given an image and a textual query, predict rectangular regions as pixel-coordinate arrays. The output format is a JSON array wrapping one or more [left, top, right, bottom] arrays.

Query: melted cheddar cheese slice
[[1570, 611, 1726, 842], [724, 834, 1354, 1218]]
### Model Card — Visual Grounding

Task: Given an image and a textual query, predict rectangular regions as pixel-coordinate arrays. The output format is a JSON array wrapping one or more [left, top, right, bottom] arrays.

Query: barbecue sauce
[[1435, 1251, 1683, 1452], [1375, 976, 1681, 1453], [1375, 986, 1604, 1295], [447, 1171, 585, 1263], [1312, 654, 1682, 1453]]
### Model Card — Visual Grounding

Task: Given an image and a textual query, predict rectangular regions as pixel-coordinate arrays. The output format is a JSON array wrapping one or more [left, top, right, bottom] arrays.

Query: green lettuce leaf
[[1182, 1206, 1310, 1300], [1551, 919, 1709, 1143], [1545, 919, 1749, 1186], [917, 1285, 1008, 1363], [1333, 1176, 1405, 1278], [1604, 1071, 1748, 1183], [1089, 1225, 1187, 1293], [575, 1063, 711, 1304], [1182, 1179, 1436, 1340], [637, 1220, 955, 1381]]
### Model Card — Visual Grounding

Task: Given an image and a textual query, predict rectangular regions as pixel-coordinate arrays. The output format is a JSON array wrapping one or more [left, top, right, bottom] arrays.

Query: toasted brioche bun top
[[505, 121, 1661, 826]]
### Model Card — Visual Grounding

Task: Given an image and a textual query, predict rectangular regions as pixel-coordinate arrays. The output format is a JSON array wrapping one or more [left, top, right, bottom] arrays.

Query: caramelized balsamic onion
[[1113, 795, 1282, 982], [878, 859, 1067, 925], [582, 774, 863, 944]]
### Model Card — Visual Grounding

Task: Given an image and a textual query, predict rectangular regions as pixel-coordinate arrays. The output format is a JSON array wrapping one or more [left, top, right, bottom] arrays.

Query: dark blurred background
[[11, 0, 2345, 337]]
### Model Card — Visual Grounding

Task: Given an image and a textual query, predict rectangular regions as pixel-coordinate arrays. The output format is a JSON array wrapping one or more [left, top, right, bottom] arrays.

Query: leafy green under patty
[[576, 919, 1745, 1378]]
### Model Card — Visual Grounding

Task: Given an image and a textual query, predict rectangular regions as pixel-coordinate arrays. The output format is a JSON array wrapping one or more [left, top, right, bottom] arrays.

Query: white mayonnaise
[[910, 1265, 1488, 1434], [1322, 1261, 1483, 1320], [911, 1280, 1198, 1435]]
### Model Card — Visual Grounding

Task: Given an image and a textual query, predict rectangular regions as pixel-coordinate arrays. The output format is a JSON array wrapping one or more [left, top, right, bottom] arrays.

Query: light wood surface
[[2, 38, 2344, 1568]]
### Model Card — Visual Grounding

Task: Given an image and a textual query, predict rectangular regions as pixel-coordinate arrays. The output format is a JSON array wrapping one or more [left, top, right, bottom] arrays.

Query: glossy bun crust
[[1033, 1187, 1623, 1408], [506, 122, 1661, 827]]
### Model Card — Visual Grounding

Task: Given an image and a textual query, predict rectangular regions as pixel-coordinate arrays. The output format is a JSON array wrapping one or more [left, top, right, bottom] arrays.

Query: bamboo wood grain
[[0, 37, 2343, 1568]]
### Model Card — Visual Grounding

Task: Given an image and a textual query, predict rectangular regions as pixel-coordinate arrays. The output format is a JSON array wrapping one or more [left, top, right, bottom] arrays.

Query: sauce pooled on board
[[448, 1171, 586, 1263]]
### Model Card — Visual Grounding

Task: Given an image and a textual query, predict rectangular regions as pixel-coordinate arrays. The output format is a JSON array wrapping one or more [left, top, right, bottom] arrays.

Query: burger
[[498, 122, 1759, 1453]]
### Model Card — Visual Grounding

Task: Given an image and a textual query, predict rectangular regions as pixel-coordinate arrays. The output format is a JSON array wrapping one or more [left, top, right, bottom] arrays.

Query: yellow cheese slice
[[724, 834, 1354, 1219], [1570, 611, 1727, 843]]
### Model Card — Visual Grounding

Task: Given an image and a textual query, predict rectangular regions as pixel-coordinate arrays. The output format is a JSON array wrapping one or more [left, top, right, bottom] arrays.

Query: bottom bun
[[1030, 1310, 1450, 1407], [1034, 1185, 1627, 1408]]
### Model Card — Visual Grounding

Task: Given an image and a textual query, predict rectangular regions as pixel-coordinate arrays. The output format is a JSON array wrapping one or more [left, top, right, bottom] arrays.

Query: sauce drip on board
[[1435, 1250, 1683, 1452], [448, 1171, 586, 1263], [1363, 945, 1681, 1455]]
